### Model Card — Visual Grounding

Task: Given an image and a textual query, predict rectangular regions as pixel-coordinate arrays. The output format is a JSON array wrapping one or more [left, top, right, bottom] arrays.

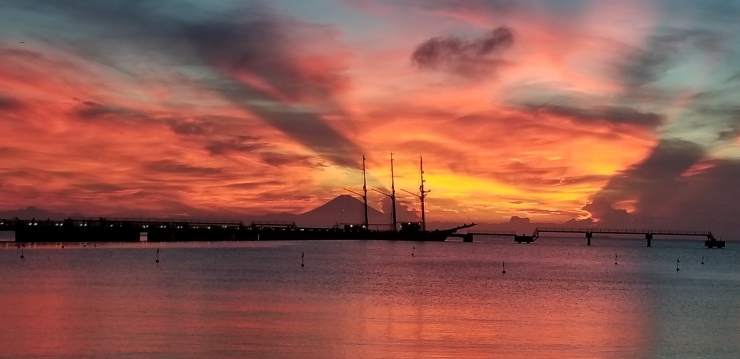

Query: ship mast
[[419, 155, 430, 231], [362, 155, 369, 229], [391, 153, 397, 232]]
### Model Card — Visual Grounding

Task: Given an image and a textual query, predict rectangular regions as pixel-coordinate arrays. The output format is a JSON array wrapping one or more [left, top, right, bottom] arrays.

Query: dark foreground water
[[1, 237, 739, 359]]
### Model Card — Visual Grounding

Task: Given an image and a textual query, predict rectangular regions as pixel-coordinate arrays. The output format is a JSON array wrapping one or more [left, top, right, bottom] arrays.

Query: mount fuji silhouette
[[297, 195, 386, 228]]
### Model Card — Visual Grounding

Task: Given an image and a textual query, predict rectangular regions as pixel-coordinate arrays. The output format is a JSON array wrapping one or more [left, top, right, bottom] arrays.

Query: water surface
[[1, 238, 738, 358]]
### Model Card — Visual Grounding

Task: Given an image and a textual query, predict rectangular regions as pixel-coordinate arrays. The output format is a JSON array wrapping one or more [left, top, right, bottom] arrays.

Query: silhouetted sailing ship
[[338, 154, 476, 241], [250, 154, 475, 241]]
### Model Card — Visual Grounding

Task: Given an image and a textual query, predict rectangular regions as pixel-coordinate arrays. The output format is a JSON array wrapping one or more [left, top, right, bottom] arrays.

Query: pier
[[448, 228, 725, 247], [0, 218, 458, 242], [1, 218, 249, 242], [0, 218, 727, 247], [531, 227, 724, 248]]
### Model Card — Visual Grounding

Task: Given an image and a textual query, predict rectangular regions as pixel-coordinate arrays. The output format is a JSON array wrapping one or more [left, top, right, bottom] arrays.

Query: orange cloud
[[4, 0, 736, 230]]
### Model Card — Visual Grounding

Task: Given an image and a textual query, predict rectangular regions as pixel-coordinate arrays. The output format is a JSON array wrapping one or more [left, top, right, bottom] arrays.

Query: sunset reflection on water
[[1, 239, 738, 358]]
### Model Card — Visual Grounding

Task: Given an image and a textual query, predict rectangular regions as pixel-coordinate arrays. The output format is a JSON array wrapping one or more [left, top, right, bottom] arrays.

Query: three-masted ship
[[344, 154, 476, 241]]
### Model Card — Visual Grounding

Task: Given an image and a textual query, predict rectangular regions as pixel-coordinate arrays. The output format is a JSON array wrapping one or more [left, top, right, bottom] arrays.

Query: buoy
[[502, 261, 506, 274], [301, 252, 304, 267]]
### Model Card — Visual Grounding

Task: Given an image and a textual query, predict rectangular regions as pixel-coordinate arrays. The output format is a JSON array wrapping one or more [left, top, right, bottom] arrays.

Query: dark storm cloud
[[669, 159, 740, 227], [412, 27, 514, 77], [621, 28, 722, 88], [584, 139, 706, 225], [522, 103, 665, 129], [586, 156, 740, 234], [580, 197, 631, 225], [2, 0, 362, 168], [599, 139, 704, 200]]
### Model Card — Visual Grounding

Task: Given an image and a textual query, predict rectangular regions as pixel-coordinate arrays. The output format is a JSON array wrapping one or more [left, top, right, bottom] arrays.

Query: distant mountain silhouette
[[295, 194, 390, 229]]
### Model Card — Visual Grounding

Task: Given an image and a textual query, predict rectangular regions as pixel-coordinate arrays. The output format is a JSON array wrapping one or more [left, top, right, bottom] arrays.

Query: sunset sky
[[1, 0, 740, 228]]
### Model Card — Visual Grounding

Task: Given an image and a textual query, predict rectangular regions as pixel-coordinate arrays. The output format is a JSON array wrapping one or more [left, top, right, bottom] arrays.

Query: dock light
[[208, 226, 211, 229], [28, 223, 32, 226]]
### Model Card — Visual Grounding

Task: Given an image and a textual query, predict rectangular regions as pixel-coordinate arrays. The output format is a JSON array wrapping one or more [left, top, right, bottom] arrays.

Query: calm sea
[[1, 237, 739, 359]]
